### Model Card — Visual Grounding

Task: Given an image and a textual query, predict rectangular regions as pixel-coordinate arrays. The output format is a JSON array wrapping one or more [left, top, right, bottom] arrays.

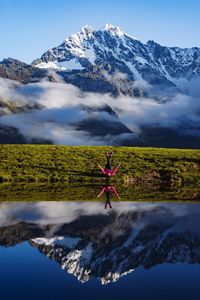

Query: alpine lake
[[0, 182, 200, 300]]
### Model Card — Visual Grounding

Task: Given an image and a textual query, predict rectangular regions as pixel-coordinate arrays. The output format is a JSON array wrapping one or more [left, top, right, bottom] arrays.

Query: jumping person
[[98, 151, 121, 177]]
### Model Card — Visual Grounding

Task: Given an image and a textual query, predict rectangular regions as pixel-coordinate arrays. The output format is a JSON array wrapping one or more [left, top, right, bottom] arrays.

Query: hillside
[[0, 145, 199, 186]]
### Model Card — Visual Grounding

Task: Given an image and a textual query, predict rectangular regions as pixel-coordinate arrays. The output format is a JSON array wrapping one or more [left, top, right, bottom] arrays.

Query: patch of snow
[[158, 59, 173, 81], [124, 226, 142, 247], [32, 236, 80, 248], [56, 237, 81, 248], [32, 237, 60, 245], [61, 243, 93, 283], [36, 61, 59, 69], [58, 59, 84, 70], [101, 268, 134, 285], [66, 25, 94, 44], [84, 47, 96, 64], [125, 61, 142, 80], [105, 24, 125, 37], [135, 56, 148, 65], [80, 25, 94, 35], [35, 59, 84, 71]]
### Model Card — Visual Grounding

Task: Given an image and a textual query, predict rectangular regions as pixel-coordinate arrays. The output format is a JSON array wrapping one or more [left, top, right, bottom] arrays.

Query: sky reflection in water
[[1, 199, 200, 300]]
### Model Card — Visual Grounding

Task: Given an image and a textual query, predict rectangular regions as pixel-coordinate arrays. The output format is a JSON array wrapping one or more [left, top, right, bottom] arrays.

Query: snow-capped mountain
[[0, 25, 200, 147], [32, 24, 200, 87]]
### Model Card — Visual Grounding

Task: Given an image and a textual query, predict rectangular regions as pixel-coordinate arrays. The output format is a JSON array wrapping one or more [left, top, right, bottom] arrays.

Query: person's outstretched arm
[[111, 186, 120, 199], [111, 163, 121, 175], [97, 187, 106, 198], [98, 164, 106, 174]]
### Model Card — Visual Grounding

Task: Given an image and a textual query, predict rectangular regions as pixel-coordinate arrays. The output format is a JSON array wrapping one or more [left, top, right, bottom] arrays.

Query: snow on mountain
[[32, 24, 200, 87], [29, 203, 200, 285], [31, 221, 200, 284], [32, 236, 81, 248]]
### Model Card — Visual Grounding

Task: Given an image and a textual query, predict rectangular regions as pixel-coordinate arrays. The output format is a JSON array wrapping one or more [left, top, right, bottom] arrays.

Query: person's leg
[[105, 192, 111, 209], [105, 156, 111, 169], [104, 151, 113, 170]]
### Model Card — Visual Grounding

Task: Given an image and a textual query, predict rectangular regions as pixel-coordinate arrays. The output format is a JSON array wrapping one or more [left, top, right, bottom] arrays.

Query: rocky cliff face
[[0, 58, 47, 83]]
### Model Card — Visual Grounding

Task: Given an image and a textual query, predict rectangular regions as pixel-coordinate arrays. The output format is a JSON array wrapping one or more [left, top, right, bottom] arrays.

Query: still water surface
[[1, 199, 200, 300]]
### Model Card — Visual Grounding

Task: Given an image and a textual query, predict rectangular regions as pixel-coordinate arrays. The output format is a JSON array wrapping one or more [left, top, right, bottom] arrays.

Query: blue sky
[[0, 0, 199, 63]]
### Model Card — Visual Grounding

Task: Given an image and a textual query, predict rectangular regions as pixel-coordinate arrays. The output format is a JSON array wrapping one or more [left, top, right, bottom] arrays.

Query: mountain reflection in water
[[1, 201, 200, 285]]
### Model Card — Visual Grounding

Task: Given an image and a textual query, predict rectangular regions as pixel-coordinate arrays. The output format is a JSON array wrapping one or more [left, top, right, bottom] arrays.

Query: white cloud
[[0, 77, 200, 145]]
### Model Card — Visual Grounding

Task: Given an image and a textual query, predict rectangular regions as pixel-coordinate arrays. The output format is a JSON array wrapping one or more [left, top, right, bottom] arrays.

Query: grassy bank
[[0, 145, 200, 187], [0, 183, 97, 202], [0, 182, 199, 202]]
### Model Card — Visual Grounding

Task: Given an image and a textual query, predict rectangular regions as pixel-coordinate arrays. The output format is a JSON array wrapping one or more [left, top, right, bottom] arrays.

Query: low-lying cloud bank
[[0, 76, 199, 145], [0, 201, 195, 227]]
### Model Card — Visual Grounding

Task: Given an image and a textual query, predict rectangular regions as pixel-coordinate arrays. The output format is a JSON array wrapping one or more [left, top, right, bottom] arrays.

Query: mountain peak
[[65, 25, 94, 43], [104, 24, 125, 36], [80, 25, 94, 35], [32, 24, 200, 89]]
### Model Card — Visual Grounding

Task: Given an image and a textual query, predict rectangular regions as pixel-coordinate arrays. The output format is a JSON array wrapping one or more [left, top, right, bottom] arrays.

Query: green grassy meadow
[[0, 144, 199, 186]]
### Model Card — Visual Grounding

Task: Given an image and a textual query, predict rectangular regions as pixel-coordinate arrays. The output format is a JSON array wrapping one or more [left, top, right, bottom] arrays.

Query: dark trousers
[[105, 157, 111, 169]]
